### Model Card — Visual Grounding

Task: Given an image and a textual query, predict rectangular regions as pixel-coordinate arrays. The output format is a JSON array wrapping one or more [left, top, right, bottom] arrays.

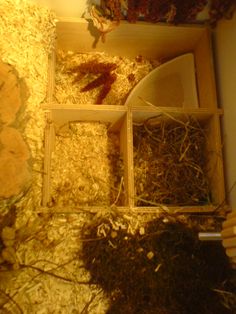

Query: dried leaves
[[133, 116, 210, 206], [95, 0, 236, 25], [209, 0, 236, 26]]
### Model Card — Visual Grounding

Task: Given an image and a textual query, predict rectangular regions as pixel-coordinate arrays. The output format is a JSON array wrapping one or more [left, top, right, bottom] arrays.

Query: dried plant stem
[[0, 288, 23, 314], [20, 263, 91, 285], [80, 291, 102, 314], [139, 97, 195, 128], [111, 176, 124, 206]]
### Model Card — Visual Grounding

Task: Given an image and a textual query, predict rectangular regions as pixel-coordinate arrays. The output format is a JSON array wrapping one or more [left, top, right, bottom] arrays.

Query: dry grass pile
[[81, 213, 236, 314], [133, 116, 210, 206]]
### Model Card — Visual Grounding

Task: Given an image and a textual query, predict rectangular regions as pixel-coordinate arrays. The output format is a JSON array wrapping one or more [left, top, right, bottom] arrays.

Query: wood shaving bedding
[[0, 212, 109, 313], [0, 0, 56, 218], [55, 50, 155, 105], [51, 122, 123, 207]]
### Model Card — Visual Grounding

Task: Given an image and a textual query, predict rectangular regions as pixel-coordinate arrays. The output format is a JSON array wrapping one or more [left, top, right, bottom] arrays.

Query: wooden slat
[[120, 110, 134, 207], [205, 114, 225, 204], [194, 29, 218, 109], [131, 105, 223, 115], [42, 111, 54, 207], [36, 204, 218, 215], [225, 247, 236, 258], [227, 211, 236, 219], [49, 106, 127, 126], [56, 18, 204, 60], [46, 52, 56, 103], [131, 105, 223, 122], [222, 237, 236, 249], [223, 217, 236, 229], [221, 226, 236, 239]]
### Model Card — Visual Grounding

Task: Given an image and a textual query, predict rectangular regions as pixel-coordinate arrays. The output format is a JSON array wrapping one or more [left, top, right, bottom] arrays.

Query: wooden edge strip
[[223, 217, 236, 229], [221, 226, 236, 239], [222, 237, 236, 249], [42, 112, 54, 207], [227, 210, 236, 219], [225, 247, 236, 258]]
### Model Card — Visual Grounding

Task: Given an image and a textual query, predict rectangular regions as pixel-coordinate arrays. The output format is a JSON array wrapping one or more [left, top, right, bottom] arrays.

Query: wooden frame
[[43, 18, 226, 213]]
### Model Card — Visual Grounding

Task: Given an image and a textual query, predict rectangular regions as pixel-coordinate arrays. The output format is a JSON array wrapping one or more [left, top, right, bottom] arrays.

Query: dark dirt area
[[81, 213, 236, 314]]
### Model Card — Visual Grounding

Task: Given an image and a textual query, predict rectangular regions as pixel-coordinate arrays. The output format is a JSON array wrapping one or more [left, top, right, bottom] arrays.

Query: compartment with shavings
[[43, 107, 129, 208], [55, 19, 218, 109], [54, 50, 156, 105], [132, 111, 224, 208]]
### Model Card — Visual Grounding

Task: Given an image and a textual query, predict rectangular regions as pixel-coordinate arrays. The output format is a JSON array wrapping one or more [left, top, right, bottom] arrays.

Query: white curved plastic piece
[[125, 53, 199, 108]]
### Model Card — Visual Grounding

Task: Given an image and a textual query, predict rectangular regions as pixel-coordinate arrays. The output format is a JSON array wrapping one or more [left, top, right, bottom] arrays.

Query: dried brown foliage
[[96, 73, 117, 104], [210, 0, 236, 26], [69, 60, 117, 104], [96, 0, 236, 25], [101, 0, 122, 20]]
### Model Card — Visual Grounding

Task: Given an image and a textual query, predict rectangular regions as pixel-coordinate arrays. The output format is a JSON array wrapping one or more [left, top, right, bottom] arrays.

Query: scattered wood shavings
[[51, 121, 124, 207], [0, 0, 56, 215], [55, 50, 155, 105], [0, 212, 110, 313]]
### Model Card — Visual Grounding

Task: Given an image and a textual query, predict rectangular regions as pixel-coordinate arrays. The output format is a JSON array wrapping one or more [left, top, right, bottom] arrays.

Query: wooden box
[[43, 18, 225, 213]]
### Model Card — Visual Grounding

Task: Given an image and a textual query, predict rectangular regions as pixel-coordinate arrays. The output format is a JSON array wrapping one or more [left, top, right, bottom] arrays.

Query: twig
[[0, 288, 23, 314], [80, 291, 101, 314], [20, 263, 92, 285], [111, 176, 124, 206], [213, 288, 235, 296], [139, 97, 199, 130]]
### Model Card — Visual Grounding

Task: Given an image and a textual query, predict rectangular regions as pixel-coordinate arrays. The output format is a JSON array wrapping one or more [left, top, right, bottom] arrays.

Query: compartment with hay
[[131, 109, 225, 210]]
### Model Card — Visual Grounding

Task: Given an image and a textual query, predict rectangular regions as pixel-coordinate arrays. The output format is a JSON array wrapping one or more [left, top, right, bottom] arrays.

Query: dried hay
[[133, 115, 211, 206], [55, 50, 156, 105], [81, 211, 236, 314]]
